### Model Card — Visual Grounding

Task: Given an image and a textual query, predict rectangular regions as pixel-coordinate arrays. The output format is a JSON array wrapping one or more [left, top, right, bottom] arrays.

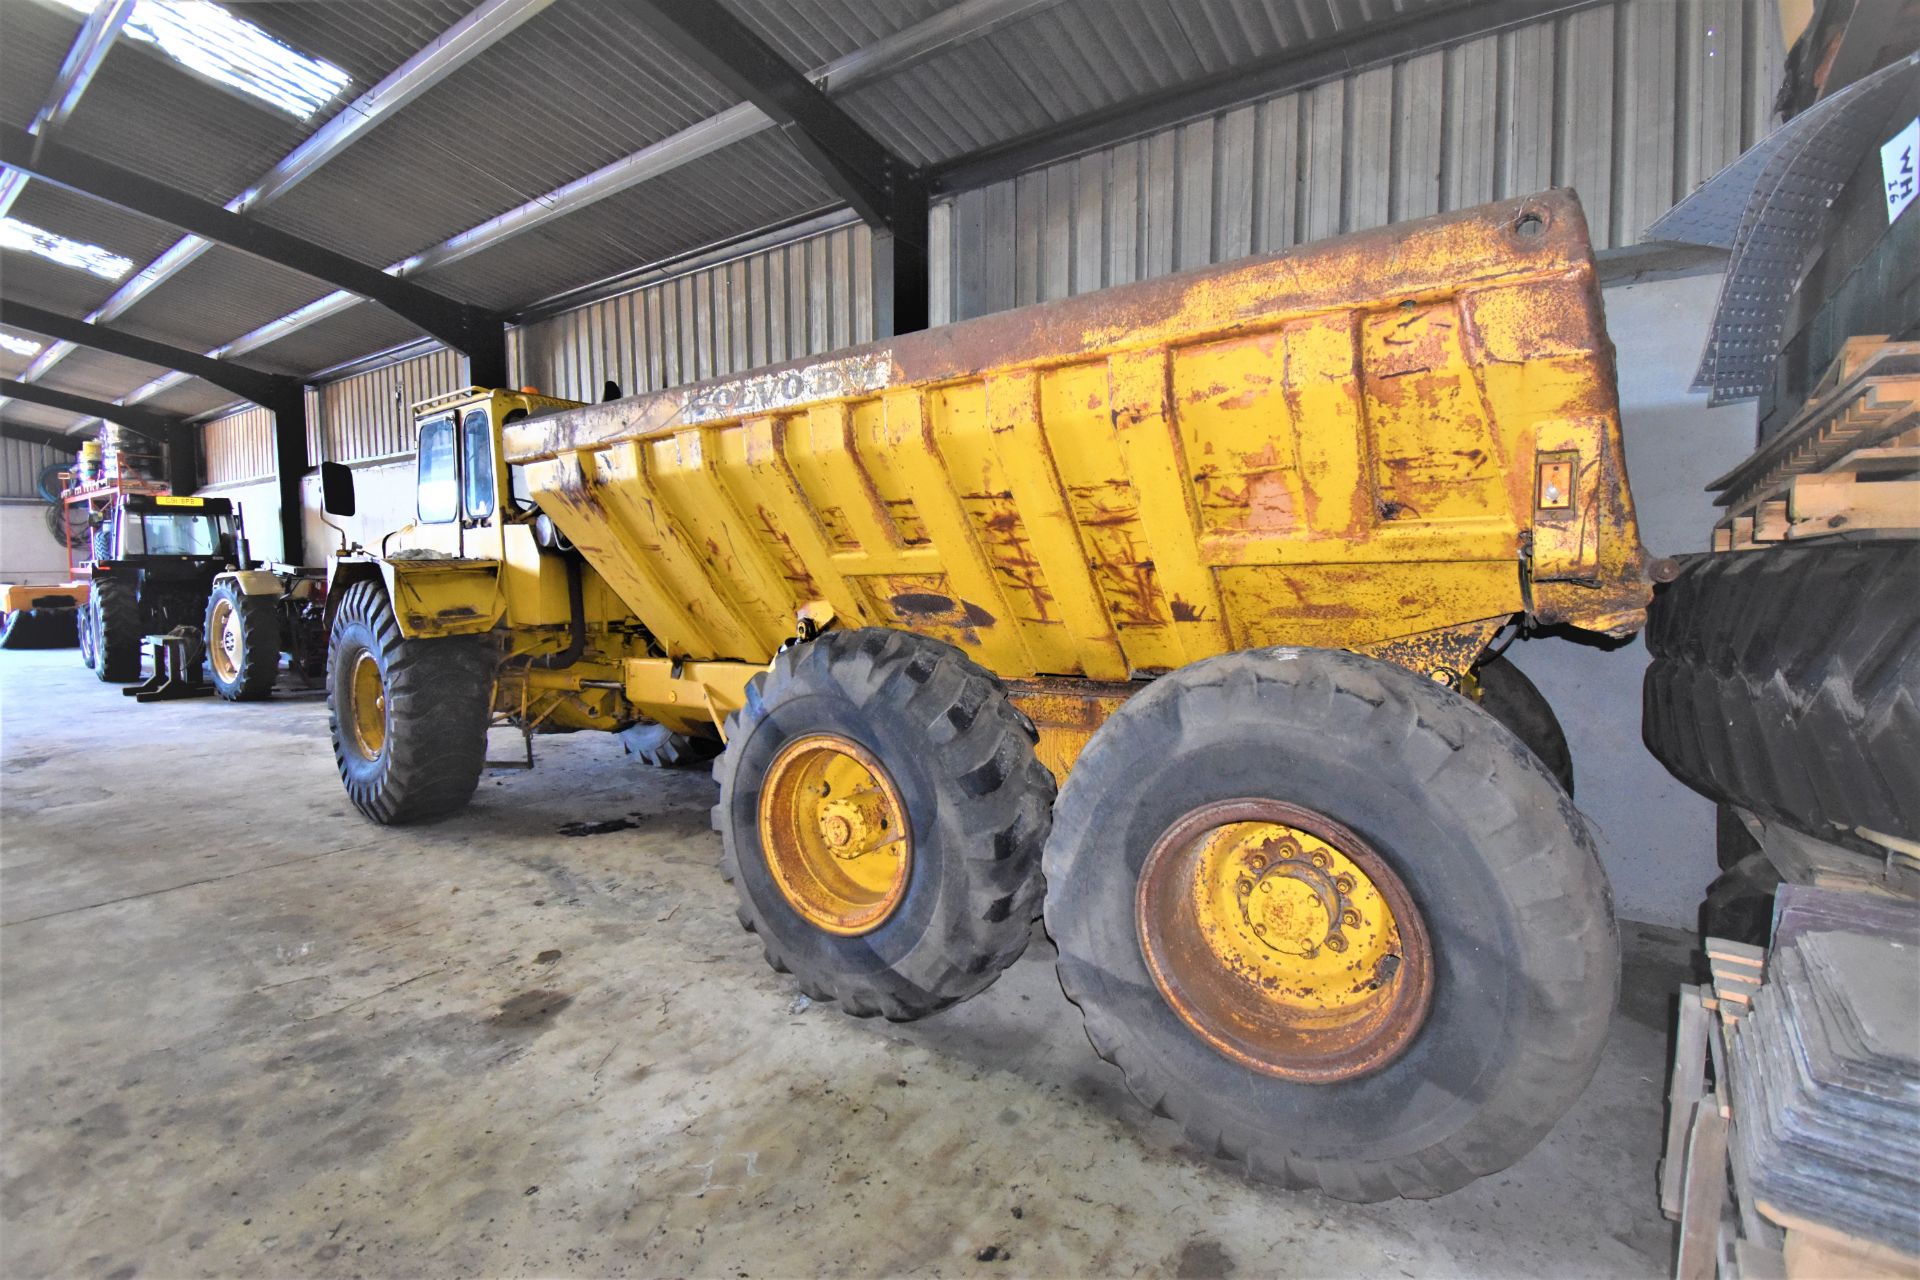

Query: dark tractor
[[83, 494, 242, 683]]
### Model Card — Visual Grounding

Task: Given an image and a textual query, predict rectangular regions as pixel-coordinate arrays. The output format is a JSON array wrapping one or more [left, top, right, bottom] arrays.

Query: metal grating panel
[[932, 0, 1786, 322], [320, 346, 466, 464], [0, 434, 72, 500], [201, 404, 275, 485], [513, 222, 874, 402]]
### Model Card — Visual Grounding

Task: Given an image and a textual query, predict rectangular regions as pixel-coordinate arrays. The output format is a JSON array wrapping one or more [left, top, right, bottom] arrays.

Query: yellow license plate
[[154, 495, 204, 507]]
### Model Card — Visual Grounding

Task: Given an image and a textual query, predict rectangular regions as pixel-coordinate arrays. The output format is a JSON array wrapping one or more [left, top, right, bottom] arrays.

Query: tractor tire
[[327, 579, 492, 825], [1643, 539, 1920, 846], [620, 720, 721, 768], [1474, 652, 1575, 795], [713, 628, 1054, 1021], [77, 600, 96, 668], [0, 607, 77, 649], [1044, 647, 1617, 1202], [204, 580, 281, 701], [91, 577, 141, 682]]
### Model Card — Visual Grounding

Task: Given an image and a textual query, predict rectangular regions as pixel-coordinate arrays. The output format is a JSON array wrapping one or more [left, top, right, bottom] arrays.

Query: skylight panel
[[0, 216, 134, 280], [0, 333, 46, 358], [53, 0, 351, 120]]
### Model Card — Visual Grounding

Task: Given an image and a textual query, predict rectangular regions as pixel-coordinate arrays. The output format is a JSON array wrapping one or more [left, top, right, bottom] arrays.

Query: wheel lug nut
[[1311, 851, 1331, 869], [1236, 879, 1253, 896], [1325, 933, 1347, 952], [1335, 874, 1355, 893], [1342, 909, 1360, 927]]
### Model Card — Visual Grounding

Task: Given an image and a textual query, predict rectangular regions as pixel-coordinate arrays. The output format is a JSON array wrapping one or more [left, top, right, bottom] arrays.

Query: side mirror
[[320, 461, 356, 517]]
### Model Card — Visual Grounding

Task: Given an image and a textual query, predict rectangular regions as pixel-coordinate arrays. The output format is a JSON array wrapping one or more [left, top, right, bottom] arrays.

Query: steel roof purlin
[[15, 0, 551, 397], [0, 0, 134, 223], [110, 0, 1058, 407]]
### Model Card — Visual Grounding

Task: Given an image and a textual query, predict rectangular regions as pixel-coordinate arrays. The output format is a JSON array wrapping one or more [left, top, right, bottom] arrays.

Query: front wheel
[[205, 580, 281, 701], [1044, 647, 1617, 1202], [91, 577, 141, 682], [714, 629, 1054, 1021], [327, 579, 492, 824]]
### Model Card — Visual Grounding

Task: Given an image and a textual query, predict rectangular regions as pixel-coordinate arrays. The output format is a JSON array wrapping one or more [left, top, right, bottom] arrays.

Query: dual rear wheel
[[719, 633, 1613, 1200]]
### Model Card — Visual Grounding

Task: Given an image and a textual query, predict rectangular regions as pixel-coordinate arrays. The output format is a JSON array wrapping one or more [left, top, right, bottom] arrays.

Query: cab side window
[[460, 408, 495, 520], [417, 416, 458, 523]]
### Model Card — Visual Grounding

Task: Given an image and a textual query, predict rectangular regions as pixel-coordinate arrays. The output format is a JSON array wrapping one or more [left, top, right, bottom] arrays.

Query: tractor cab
[[96, 493, 242, 565]]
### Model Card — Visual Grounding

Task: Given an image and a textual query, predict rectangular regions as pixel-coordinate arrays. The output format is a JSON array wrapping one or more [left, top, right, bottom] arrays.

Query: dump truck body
[[504, 189, 1649, 721]]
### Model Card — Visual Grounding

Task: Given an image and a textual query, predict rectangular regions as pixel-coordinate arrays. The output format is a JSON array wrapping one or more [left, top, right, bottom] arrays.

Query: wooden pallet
[[1711, 341, 1920, 552], [1664, 941, 1789, 1280]]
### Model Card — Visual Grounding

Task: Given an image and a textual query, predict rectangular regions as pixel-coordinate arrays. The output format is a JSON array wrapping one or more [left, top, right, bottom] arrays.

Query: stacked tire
[[1643, 539, 1920, 847]]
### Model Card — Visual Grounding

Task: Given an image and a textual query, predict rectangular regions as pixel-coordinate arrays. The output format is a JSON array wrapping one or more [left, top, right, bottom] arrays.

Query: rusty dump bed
[[504, 191, 1649, 682]]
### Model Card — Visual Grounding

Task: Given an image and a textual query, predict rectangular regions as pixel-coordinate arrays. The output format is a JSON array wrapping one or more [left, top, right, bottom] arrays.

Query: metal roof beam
[[104, 0, 1054, 402], [0, 0, 134, 221], [626, 0, 924, 234], [932, 0, 1607, 193], [59, 0, 555, 338], [0, 420, 83, 450], [0, 377, 179, 442], [0, 123, 508, 380], [0, 300, 299, 406]]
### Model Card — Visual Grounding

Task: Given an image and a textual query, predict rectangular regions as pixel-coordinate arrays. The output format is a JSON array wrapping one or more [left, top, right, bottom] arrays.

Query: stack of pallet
[[1664, 887, 1920, 1279], [1708, 338, 1919, 551]]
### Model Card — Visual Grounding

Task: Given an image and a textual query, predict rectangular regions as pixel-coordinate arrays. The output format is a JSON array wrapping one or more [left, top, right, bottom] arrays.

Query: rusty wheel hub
[[1137, 798, 1432, 1082], [759, 733, 911, 935]]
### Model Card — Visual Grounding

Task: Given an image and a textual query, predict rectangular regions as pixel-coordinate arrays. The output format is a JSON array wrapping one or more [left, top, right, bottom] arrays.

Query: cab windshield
[[126, 512, 235, 557]]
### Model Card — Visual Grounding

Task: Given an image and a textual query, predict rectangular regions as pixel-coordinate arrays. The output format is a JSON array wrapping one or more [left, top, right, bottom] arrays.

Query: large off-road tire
[[713, 628, 1054, 1021], [91, 576, 141, 682], [77, 600, 96, 668], [327, 579, 492, 825], [1474, 652, 1575, 795], [1643, 539, 1920, 846], [0, 607, 77, 649], [1044, 647, 1617, 1202], [204, 580, 281, 701], [620, 720, 721, 768]]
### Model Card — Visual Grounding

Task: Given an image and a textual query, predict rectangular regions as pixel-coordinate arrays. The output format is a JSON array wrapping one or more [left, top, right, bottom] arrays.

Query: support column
[[269, 389, 309, 566]]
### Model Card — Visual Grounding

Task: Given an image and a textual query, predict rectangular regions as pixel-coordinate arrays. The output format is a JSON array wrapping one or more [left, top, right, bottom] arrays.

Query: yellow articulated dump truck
[[321, 190, 1656, 1201]]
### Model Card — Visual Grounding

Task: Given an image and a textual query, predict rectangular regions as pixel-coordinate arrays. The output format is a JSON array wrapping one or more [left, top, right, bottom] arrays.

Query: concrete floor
[[1, 647, 1691, 1277]]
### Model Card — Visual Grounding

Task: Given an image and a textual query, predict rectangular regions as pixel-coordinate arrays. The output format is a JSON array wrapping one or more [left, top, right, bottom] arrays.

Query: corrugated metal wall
[[929, 0, 1786, 322], [200, 405, 275, 486], [1, 435, 73, 500], [318, 346, 467, 465], [512, 223, 875, 404]]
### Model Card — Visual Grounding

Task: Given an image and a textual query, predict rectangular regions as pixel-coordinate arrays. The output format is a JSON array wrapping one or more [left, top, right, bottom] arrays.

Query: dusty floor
[[1, 647, 1690, 1278]]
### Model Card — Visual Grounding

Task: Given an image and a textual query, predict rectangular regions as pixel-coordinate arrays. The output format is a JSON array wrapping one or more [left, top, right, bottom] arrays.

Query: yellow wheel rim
[[348, 651, 388, 759], [208, 598, 241, 682], [1137, 799, 1432, 1082], [759, 733, 911, 935]]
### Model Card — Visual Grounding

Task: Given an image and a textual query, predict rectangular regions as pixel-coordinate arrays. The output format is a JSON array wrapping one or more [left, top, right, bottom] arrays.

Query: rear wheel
[[714, 628, 1053, 1021], [91, 577, 141, 682], [204, 580, 281, 701], [1473, 652, 1575, 794], [1044, 647, 1617, 1201], [327, 579, 492, 824], [77, 601, 96, 668]]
